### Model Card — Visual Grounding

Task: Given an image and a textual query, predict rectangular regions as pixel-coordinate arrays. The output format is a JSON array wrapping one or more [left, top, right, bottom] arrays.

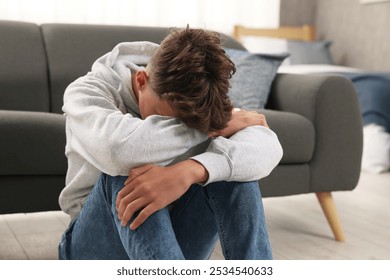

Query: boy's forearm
[[193, 125, 283, 184], [177, 159, 209, 185], [116, 159, 209, 229]]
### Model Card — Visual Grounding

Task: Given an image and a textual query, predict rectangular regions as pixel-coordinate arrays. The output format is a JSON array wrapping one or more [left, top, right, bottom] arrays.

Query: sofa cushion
[[0, 176, 64, 213], [260, 164, 310, 197], [0, 21, 50, 111], [0, 110, 67, 175], [41, 24, 245, 114], [225, 48, 288, 110], [261, 109, 315, 164]]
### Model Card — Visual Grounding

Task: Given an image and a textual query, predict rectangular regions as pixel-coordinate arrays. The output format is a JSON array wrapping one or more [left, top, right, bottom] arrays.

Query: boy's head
[[138, 26, 235, 134]]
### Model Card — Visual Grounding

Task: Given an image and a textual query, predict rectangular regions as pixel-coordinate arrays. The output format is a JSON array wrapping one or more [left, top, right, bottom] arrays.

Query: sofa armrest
[[268, 73, 363, 192], [0, 110, 67, 175]]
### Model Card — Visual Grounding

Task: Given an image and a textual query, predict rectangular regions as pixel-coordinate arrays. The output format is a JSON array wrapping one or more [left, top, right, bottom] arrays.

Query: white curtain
[[0, 0, 280, 35]]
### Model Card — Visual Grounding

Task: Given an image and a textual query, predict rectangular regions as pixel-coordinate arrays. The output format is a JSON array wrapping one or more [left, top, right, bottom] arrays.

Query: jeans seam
[[207, 191, 231, 260], [102, 174, 118, 221], [103, 175, 165, 260], [171, 186, 199, 225], [102, 174, 138, 259]]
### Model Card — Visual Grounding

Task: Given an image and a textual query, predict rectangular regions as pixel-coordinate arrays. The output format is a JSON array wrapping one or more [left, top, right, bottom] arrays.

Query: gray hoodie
[[59, 41, 283, 220]]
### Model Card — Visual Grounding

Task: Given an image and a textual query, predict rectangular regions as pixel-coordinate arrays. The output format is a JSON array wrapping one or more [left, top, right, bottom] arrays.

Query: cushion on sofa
[[0, 110, 67, 175], [260, 164, 311, 197], [225, 48, 288, 110], [0, 21, 50, 112], [260, 109, 314, 164]]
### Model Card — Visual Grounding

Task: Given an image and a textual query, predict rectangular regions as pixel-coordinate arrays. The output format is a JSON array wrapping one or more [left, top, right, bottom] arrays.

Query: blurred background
[[0, 0, 280, 34]]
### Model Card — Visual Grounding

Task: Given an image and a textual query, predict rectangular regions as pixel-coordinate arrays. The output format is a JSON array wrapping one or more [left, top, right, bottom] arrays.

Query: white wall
[[0, 0, 280, 36], [316, 0, 390, 70]]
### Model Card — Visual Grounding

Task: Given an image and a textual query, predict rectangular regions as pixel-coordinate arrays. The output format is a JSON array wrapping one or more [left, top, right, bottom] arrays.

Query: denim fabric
[[341, 73, 390, 133], [59, 174, 272, 260]]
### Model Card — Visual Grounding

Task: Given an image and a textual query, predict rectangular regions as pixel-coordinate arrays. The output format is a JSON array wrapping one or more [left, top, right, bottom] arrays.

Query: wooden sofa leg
[[316, 192, 346, 242]]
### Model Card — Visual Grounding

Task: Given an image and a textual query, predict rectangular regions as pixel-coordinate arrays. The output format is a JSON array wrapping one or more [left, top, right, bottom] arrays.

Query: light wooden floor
[[1, 171, 389, 260]]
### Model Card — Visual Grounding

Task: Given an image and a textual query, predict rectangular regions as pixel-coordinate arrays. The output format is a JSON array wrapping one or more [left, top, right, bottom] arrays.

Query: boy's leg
[[58, 174, 184, 260], [170, 181, 272, 260], [205, 181, 272, 260], [170, 184, 219, 260]]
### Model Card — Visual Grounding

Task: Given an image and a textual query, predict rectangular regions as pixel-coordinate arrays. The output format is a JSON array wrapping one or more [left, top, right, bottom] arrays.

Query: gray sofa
[[0, 20, 363, 241]]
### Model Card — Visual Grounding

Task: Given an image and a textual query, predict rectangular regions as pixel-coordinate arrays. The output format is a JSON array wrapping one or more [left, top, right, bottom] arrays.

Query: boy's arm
[[192, 110, 283, 184], [116, 160, 207, 230], [116, 110, 283, 229], [63, 73, 208, 176]]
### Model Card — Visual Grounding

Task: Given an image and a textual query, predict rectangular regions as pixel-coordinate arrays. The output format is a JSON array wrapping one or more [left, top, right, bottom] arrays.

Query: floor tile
[[3, 212, 67, 235], [0, 216, 14, 238], [210, 241, 224, 260], [17, 232, 63, 260], [0, 237, 29, 260]]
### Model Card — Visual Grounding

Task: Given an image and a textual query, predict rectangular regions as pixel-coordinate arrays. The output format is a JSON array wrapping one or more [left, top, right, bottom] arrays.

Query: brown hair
[[147, 26, 235, 134]]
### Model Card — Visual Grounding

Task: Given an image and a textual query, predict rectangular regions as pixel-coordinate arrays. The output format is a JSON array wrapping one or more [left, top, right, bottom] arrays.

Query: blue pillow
[[287, 41, 333, 65], [225, 48, 288, 109]]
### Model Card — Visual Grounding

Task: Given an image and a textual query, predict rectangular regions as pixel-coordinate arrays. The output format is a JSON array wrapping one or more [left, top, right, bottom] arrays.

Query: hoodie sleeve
[[191, 125, 283, 184], [63, 72, 208, 177]]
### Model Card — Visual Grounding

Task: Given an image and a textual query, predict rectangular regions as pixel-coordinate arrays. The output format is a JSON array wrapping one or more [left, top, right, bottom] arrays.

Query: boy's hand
[[209, 109, 269, 138], [116, 160, 208, 230]]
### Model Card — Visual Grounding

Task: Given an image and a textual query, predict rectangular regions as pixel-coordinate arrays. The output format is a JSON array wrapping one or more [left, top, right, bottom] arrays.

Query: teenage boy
[[58, 27, 283, 260]]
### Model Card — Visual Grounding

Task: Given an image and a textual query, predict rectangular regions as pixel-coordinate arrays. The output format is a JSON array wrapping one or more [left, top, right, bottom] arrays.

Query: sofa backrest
[[41, 23, 245, 114], [0, 21, 50, 112], [1, 21, 245, 114], [41, 24, 170, 113]]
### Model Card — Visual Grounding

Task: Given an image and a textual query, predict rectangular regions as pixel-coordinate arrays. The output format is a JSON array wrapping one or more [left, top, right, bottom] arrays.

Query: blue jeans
[[58, 174, 272, 260]]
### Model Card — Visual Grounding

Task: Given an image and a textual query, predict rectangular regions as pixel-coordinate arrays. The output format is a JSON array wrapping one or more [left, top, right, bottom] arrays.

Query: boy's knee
[[207, 180, 263, 203]]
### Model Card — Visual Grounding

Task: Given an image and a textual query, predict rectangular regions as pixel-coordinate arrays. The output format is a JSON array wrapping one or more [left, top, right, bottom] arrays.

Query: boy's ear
[[135, 70, 148, 90]]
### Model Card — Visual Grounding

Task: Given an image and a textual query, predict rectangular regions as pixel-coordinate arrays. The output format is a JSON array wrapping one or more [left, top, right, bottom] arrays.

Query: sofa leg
[[316, 192, 346, 242]]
